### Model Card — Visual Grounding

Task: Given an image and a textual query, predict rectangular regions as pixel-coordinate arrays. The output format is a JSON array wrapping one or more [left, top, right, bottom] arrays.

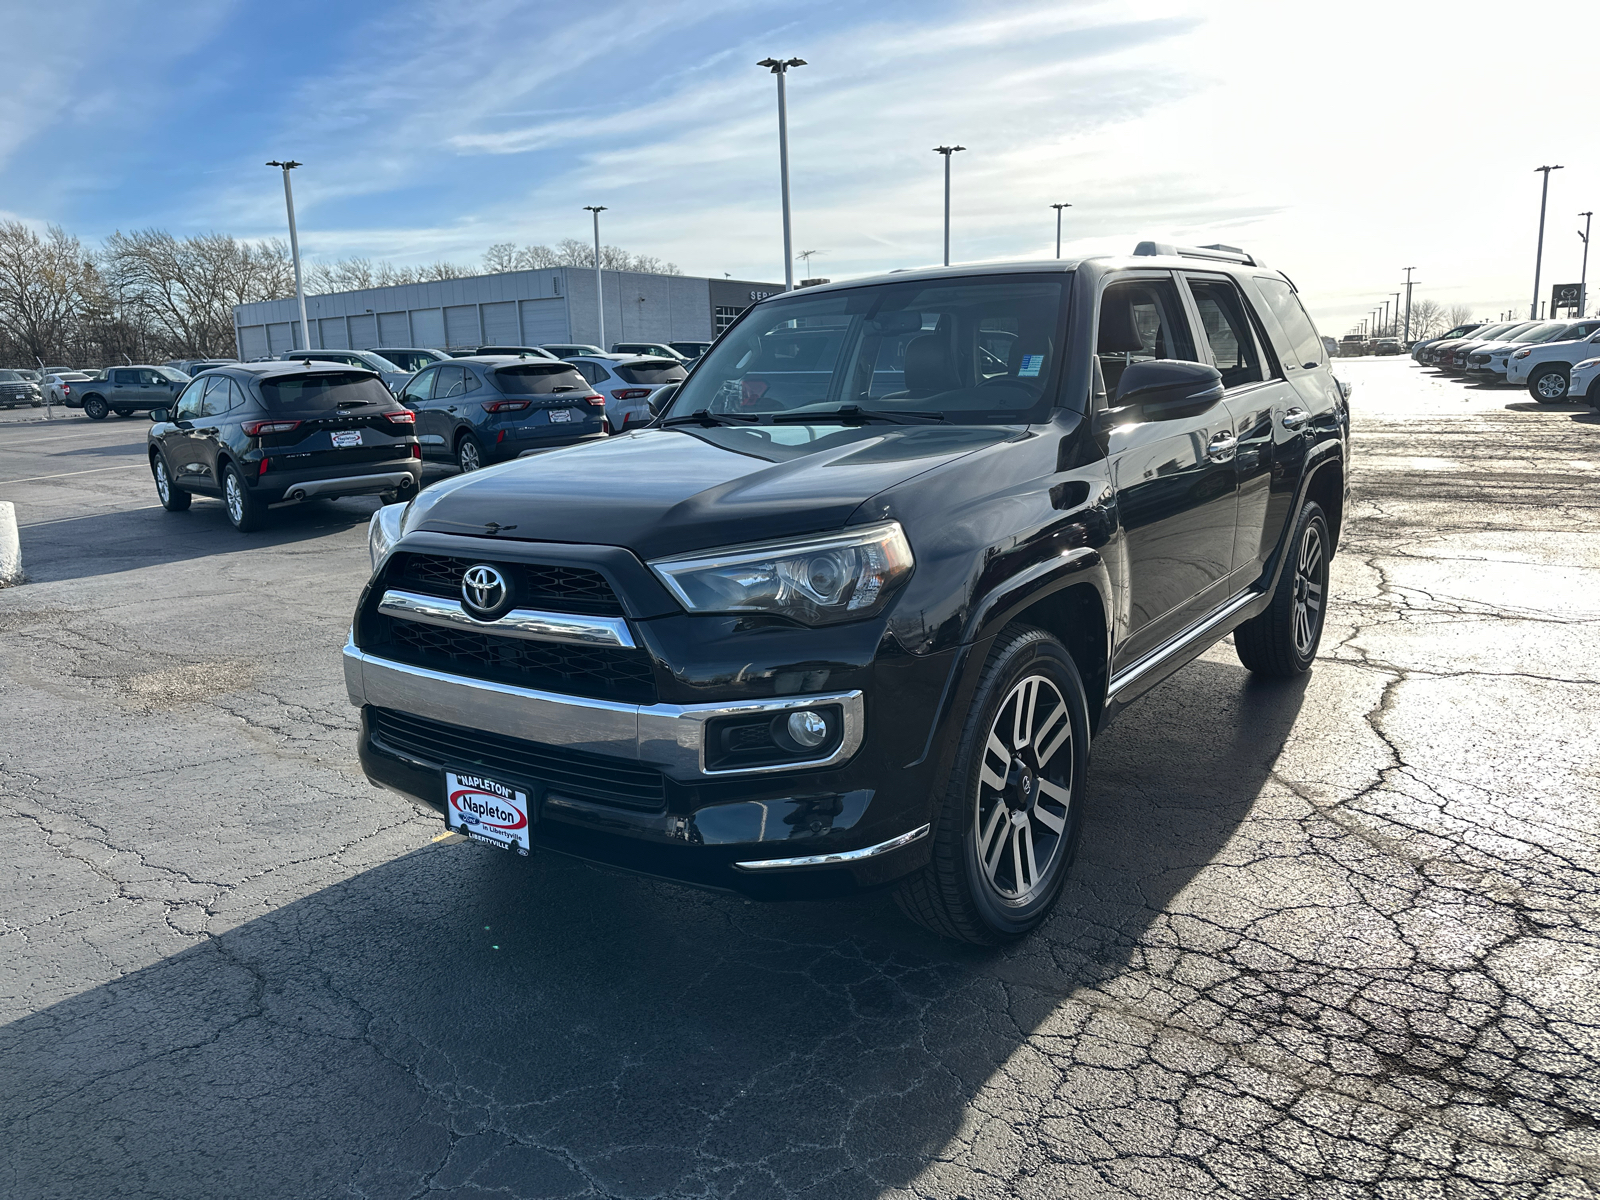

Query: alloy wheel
[[225, 472, 244, 523], [458, 439, 481, 472], [1292, 522, 1326, 657], [154, 459, 170, 503], [1535, 371, 1568, 400], [973, 674, 1075, 905]]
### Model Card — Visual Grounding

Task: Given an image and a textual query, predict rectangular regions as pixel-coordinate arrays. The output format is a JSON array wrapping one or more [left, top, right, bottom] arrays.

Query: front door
[[165, 377, 211, 486], [1098, 275, 1239, 670], [398, 367, 443, 456]]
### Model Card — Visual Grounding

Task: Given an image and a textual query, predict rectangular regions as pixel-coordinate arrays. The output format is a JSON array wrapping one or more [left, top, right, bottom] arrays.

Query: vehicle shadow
[[0, 657, 1309, 1198], [38, 440, 148, 458], [17, 497, 382, 583], [1504, 400, 1588, 412]]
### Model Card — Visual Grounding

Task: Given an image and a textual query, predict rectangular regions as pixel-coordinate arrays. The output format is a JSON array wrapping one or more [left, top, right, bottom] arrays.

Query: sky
[[4, 0, 1598, 336]]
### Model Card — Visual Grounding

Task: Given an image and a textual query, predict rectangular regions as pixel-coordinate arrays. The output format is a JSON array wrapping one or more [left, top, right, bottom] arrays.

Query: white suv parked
[[1503, 320, 1600, 401]]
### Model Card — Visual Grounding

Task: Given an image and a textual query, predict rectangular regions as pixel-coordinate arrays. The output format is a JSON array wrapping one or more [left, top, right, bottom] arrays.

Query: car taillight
[[61, 384, 70, 394], [612, 388, 651, 401], [242, 419, 301, 436], [384, 409, 416, 424], [584, 393, 606, 406], [482, 399, 531, 413], [411, 444, 422, 459]]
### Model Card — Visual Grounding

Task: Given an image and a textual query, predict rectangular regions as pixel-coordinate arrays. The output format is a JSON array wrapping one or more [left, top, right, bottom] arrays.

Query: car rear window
[[615, 361, 687, 386], [493, 364, 589, 395], [259, 371, 393, 412]]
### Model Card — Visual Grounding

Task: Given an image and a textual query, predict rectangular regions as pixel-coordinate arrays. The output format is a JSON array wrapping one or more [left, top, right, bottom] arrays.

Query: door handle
[[1281, 407, 1311, 430], [1206, 431, 1238, 461]]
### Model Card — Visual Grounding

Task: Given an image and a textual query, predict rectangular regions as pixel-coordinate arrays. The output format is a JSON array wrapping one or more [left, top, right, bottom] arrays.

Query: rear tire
[[1530, 365, 1570, 403], [1235, 500, 1330, 676], [222, 463, 264, 532], [84, 396, 107, 420], [456, 433, 484, 473], [895, 625, 1091, 945], [151, 455, 191, 512]]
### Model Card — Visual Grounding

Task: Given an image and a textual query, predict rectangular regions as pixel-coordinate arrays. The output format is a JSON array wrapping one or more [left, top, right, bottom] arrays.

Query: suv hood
[[407, 423, 1018, 559]]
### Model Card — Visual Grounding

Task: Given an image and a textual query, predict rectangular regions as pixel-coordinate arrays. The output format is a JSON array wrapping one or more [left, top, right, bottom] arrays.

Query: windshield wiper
[[659, 408, 763, 427], [766, 404, 945, 425]]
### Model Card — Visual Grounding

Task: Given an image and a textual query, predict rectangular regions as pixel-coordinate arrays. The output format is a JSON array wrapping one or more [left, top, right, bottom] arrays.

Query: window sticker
[[1018, 354, 1045, 378]]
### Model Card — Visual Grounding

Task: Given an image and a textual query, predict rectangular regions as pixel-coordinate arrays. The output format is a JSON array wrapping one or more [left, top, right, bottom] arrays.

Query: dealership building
[[231, 267, 785, 359]]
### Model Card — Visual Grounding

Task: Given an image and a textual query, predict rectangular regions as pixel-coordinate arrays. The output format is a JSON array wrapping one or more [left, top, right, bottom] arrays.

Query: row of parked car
[[1409, 317, 1600, 402]]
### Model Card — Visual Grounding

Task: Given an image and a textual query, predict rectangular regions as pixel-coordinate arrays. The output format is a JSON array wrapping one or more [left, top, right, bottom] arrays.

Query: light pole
[[1579, 211, 1593, 317], [1051, 202, 1071, 259], [584, 205, 607, 348], [1403, 267, 1417, 342], [933, 146, 966, 266], [1391, 293, 1401, 337], [757, 57, 806, 291], [1531, 165, 1564, 319], [1380, 301, 1389, 337], [266, 160, 311, 351]]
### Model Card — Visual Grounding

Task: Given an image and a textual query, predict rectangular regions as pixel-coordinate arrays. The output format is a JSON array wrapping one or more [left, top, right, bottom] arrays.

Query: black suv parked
[[348, 244, 1349, 944], [395, 355, 606, 473], [147, 363, 421, 532]]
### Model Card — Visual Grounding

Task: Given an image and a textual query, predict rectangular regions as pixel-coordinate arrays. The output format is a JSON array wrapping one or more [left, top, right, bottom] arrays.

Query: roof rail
[[1132, 241, 1262, 267]]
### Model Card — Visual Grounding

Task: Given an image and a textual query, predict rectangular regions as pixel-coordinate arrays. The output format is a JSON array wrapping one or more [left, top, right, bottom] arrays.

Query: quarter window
[[1186, 279, 1264, 389], [1253, 277, 1325, 369]]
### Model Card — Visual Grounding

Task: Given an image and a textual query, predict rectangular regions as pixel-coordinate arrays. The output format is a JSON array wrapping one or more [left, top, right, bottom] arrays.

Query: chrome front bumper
[[343, 638, 864, 782]]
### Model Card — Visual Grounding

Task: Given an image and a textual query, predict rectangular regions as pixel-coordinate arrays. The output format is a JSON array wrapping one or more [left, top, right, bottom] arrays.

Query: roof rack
[[1132, 241, 1263, 267]]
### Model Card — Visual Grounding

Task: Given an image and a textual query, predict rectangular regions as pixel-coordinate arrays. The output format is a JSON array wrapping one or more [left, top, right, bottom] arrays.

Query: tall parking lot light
[[934, 146, 966, 266], [1531, 165, 1564, 319], [1579, 212, 1593, 317], [584, 206, 607, 347], [266, 161, 311, 351], [1051, 202, 1071, 258], [757, 57, 806, 291], [1403, 267, 1416, 341], [1392, 293, 1401, 336]]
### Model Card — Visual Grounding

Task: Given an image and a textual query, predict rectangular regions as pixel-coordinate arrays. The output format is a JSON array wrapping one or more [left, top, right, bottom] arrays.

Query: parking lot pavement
[[2, 363, 1597, 1200]]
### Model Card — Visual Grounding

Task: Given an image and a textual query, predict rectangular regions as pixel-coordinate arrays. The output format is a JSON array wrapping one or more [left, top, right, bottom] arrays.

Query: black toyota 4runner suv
[[347, 243, 1350, 944]]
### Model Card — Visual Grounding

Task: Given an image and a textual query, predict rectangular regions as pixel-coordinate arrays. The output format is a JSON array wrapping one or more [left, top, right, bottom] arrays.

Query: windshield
[[1509, 322, 1573, 344], [493, 364, 589, 395], [665, 273, 1068, 424], [157, 367, 190, 382], [358, 352, 403, 372], [260, 371, 393, 412], [0, 370, 18, 381]]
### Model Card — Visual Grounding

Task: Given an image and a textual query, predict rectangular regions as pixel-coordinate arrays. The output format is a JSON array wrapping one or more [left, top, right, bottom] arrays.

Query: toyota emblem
[[461, 564, 509, 618]]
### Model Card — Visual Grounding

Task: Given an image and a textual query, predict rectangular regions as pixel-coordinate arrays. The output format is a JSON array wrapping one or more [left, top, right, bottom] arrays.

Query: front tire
[[222, 463, 264, 532], [1235, 500, 1330, 676], [895, 626, 1090, 945], [83, 396, 107, 420], [151, 455, 191, 512], [1530, 365, 1570, 403]]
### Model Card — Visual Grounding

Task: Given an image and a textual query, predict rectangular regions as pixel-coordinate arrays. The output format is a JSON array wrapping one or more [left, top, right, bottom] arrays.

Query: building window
[[715, 305, 745, 333]]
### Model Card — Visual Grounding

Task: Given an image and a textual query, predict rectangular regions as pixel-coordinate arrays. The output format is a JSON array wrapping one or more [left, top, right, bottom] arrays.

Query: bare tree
[[1405, 298, 1446, 340], [1444, 303, 1475, 329], [0, 221, 96, 365]]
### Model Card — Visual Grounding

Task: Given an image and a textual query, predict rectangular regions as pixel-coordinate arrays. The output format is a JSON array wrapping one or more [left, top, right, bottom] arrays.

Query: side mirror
[[149, 407, 169, 423], [648, 382, 680, 416], [1108, 359, 1224, 422]]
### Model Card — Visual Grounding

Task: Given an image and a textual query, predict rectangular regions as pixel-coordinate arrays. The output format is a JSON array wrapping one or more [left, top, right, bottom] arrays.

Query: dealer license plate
[[547, 408, 573, 423], [332, 430, 362, 448], [445, 770, 531, 855]]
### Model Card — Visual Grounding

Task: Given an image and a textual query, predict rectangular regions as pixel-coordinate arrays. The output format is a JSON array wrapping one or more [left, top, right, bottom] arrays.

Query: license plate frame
[[547, 408, 574, 424], [445, 770, 533, 855], [332, 430, 363, 448]]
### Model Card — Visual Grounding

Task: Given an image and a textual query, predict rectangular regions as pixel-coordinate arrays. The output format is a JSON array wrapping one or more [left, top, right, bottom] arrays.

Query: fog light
[[786, 710, 829, 749]]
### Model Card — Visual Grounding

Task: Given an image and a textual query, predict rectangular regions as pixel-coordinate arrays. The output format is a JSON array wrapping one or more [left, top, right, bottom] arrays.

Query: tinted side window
[[175, 378, 206, 420], [111, 369, 135, 386], [1186, 278, 1264, 389], [435, 366, 467, 398], [400, 368, 437, 405], [200, 375, 231, 416], [1253, 277, 1325, 369], [458, 368, 482, 394], [1096, 277, 1198, 395]]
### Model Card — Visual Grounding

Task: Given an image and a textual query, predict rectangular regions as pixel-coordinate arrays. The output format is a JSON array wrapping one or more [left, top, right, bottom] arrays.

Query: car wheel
[[83, 397, 107, 420], [456, 433, 484, 473], [895, 625, 1090, 945], [1235, 500, 1330, 677], [31, 400, 41, 407], [151, 454, 191, 512], [222, 463, 264, 532], [1586, 377, 1600, 409], [1530, 365, 1570, 403]]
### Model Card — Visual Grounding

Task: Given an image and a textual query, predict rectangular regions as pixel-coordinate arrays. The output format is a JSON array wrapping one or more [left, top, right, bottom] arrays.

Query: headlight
[[367, 501, 406, 572], [650, 521, 913, 625], [1575, 358, 1600, 370], [1513, 348, 1533, 358]]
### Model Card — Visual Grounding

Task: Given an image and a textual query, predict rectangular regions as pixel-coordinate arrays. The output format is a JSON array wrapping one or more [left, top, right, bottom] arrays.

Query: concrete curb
[[0, 501, 21, 586]]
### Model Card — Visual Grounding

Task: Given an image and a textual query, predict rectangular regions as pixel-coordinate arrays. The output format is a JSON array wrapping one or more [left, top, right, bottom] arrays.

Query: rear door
[[1099, 274, 1240, 667], [430, 366, 469, 447], [398, 367, 443, 456], [1179, 272, 1299, 588], [190, 375, 242, 485], [108, 368, 140, 409]]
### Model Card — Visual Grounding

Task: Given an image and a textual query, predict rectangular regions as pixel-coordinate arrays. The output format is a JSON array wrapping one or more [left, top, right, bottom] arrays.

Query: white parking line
[[0, 463, 145, 485], [0, 429, 136, 445]]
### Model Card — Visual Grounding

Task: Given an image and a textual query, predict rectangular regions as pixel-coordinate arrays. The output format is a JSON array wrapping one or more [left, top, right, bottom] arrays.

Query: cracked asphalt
[[2, 362, 1598, 1200]]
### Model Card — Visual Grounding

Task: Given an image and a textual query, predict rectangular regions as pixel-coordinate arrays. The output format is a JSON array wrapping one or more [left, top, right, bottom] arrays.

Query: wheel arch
[[1005, 583, 1111, 731], [1302, 456, 1345, 554]]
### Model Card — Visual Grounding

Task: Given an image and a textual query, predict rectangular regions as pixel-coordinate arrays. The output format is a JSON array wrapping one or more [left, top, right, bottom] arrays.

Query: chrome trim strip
[[733, 823, 930, 871], [1108, 590, 1258, 699], [347, 645, 863, 780], [377, 588, 636, 649]]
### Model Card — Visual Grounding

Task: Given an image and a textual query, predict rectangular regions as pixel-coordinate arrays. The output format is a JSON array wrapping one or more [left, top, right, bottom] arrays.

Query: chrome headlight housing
[[650, 521, 913, 625]]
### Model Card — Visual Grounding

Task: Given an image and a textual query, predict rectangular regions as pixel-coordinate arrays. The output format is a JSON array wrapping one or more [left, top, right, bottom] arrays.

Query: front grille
[[396, 553, 623, 616], [369, 706, 667, 811], [367, 614, 657, 704], [1468, 353, 1490, 364]]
